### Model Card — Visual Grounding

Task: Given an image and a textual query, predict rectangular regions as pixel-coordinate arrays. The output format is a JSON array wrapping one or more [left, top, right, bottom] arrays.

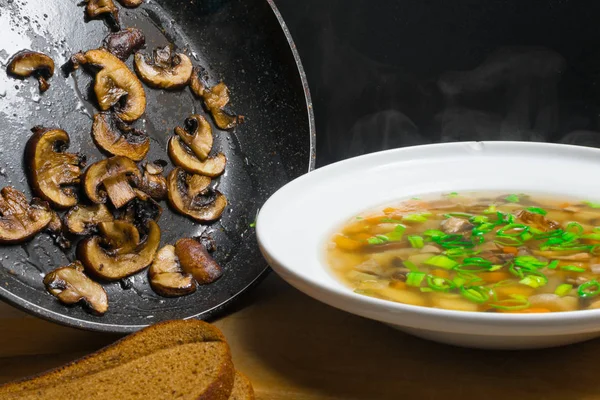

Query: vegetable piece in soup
[[326, 192, 600, 313]]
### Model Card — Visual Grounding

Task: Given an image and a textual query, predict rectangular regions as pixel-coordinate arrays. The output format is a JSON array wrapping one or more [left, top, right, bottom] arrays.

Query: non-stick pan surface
[[0, 0, 315, 332]]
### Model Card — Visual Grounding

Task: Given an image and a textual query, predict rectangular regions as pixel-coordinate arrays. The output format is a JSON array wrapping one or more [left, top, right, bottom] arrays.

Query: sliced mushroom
[[70, 49, 146, 122], [168, 136, 226, 178], [121, 195, 163, 231], [85, 0, 120, 31], [175, 238, 222, 284], [92, 113, 150, 161], [190, 66, 242, 130], [84, 156, 142, 209], [134, 46, 193, 89], [149, 245, 196, 297], [98, 220, 140, 255], [137, 162, 167, 200], [46, 211, 71, 250], [26, 127, 85, 208], [77, 220, 160, 280], [167, 168, 227, 222], [102, 28, 145, 61], [116, 0, 142, 7], [65, 204, 114, 235], [516, 210, 561, 232], [0, 187, 53, 244], [174, 115, 213, 161], [44, 261, 109, 315], [7, 50, 55, 93]]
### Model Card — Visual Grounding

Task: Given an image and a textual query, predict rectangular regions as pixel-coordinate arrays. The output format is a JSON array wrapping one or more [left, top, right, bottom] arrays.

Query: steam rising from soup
[[327, 193, 600, 313]]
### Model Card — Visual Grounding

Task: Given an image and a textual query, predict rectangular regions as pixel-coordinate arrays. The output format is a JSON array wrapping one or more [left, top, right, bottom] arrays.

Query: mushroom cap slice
[[190, 67, 241, 130], [7, 50, 55, 92], [92, 113, 150, 161], [168, 136, 226, 178], [174, 115, 213, 161], [85, 0, 120, 31], [72, 49, 146, 122], [0, 187, 53, 244], [134, 46, 193, 89], [137, 162, 167, 201], [65, 204, 114, 235], [84, 156, 142, 209], [26, 127, 84, 208], [149, 245, 196, 297], [116, 0, 143, 8], [167, 168, 227, 222], [98, 220, 140, 255], [44, 261, 108, 315], [77, 220, 161, 281], [175, 238, 222, 284], [103, 28, 146, 61]]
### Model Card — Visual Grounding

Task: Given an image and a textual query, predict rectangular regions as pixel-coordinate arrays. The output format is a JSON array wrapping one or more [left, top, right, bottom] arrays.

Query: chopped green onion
[[494, 237, 524, 247], [460, 285, 490, 304], [521, 232, 534, 242], [453, 276, 467, 287], [444, 248, 480, 258], [555, 284, 573, 297], [581, 233, 600, 241], [367, 235, 389, 245], [560, 265, 586, 272], [382, 224, 406, 242], [566, 222, 584, 235], [249, 222, 256, 228], [489, 298, 530, 311], [547, 260, 559, 270], [489, 264, 504, 271], [403, 260, 420, 272], [584, 201, 600, 209], [444, 212, 473, 218], [591, 245, 600, 256], [505, 194, 520, 203], [561, 232, 579, 242], [424, 255, 458, 270], [355, 216, 363, 220], [578, 280, 600, 298], [497, 223, 529, 237], [526, 207, 547, 215], [406, 272, 426, 287], [470, 215, 489, 224], [426, 275, 456, 292], [408, 235, 424, 248], [455, 265, 489, 274], [462, 257, 493, 267], [548, 246, 591, 252], [423, 229, 446, 240], [533, 229, 564, 240], [420, 287, 434, 292], [514, 256, 547, 269], [483, 205, 497, 214], [445, 192, 459, 198], [519, 274, 548, 288], [402, 213, 429, 223]]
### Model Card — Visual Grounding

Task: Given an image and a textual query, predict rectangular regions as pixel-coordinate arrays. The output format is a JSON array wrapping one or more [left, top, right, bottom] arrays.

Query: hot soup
[[327, 193, 600, 313]]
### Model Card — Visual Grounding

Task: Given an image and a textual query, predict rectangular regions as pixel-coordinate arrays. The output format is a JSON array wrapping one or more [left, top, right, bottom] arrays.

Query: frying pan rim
[[0, 0, 316, 333]]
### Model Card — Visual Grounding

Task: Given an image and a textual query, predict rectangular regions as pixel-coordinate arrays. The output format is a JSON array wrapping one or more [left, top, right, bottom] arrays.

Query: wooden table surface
[[0, 273, 599, 400]]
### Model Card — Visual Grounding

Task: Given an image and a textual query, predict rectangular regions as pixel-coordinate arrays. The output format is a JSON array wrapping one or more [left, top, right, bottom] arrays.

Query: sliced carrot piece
[[333, 234, 363, 251], [502, 246, 518, 254], [479, 271, 512, 283], [494, 284, 535, 298], [559, 202, 571, 209], [430, 269, 450, 279], [389, 281, 407, 290]]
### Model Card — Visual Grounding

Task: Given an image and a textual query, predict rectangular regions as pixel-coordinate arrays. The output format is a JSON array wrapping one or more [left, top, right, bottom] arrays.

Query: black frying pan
[[0, 0, 315, 332]]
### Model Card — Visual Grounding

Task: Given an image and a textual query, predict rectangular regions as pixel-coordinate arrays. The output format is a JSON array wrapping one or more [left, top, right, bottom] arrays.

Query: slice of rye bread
[[0, 320, 236, 400], [230, 372, 255, 400]]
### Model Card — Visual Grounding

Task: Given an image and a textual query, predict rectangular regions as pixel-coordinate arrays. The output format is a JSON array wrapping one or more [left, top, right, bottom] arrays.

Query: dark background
[[275, 0, 600, 166]]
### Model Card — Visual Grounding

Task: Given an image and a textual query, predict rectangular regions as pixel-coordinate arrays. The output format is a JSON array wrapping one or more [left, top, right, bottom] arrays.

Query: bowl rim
[[257, 141, 600, 329]]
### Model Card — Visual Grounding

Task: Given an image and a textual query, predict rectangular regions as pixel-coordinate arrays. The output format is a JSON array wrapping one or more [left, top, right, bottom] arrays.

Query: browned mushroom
[[7, 50, 55, 93], [98, 220, 140, 255], [102, 28, 146, 61], [83, 156, 142, 209], [175, 238, 222, 284], [137, 161, 167, 201], [167, 168, 227, 222], [44, 261, 109, 315], [116, 0, 143, 7], [174, 115, 213, 161], [121, 194, 163, 231], [91, 113, 150, 161], [46, 211, 71, 250], [168, 136, 226, 178], [190, 66, 242, 129], [149, 245, 196, 297], [65, 204, 114, 235], [26, 127, 85, 209], [134, 46, 193, 89], [0, 187, 53, 244], [70, 49, 146, 122], [85, 0, 120, 31], [516, 209, 561, 232], [77, 220, 160, 280]]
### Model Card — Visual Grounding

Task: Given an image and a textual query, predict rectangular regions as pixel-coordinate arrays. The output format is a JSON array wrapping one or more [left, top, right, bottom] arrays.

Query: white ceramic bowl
[[256, 141, 600, 350]]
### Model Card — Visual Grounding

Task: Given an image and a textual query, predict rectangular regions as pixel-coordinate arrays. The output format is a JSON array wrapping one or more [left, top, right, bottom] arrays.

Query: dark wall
[[275, 0, 600, 166]]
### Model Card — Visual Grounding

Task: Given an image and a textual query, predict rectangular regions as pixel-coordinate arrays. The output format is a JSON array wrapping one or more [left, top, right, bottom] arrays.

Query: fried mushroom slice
[[134, 46, 193, 89], [116, 0, 143, 7], [84, 156, 142, 209], [149, 245, 196, 297], [26, 127, 85, 208], [7, 50, 55, 93], [137, 162, 167, 201], [92, 113, 150, 161], [168, 136, 226, 178], [0, 187, 53, 244], [44, 261, 108, 315], [77, 220, 160, 280], [98, 220, 140, 255], [175, 238, 222, 284], [71, 49, 146, 122], [102, 28, 146, 61], [174, 114, 213, 161], [167, 168, 227, 222], [190, 66, 242, 130], [65, 204, 114, 235], [85, 0, 120, 31]]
